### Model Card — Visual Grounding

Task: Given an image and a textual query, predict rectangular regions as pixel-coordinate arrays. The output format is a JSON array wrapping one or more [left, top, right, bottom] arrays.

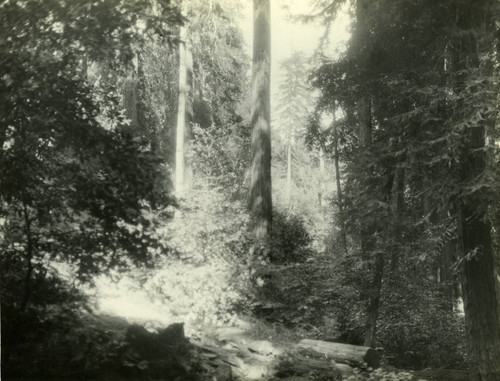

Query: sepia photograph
[[1, 0, 499, 380]]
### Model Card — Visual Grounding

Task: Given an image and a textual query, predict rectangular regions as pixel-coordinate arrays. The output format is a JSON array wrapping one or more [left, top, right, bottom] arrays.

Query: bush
[[137, 180, 255, 327], [377, 285, 467, 370], [1, 271, 91, 379], [269, 211, 313, 264]]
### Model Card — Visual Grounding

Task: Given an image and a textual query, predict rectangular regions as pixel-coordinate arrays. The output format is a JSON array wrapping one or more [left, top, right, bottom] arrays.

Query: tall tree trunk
[[363, 253, 384, 347], [452, 1, 500, 379], [332, 109, 347, 254], [286, 142, 292, 205], [21, 202, 34, 312], [458, 184, 500, 381], [184, 45, 194, 193], [364, 168, 396, 347], [175, 25, 191, 197], [356, 93, 379, 347], [318, 147, 325, 207], [357, 96, 384, 348], [358, 97, 372, 146], [250, 0, 272, 247]]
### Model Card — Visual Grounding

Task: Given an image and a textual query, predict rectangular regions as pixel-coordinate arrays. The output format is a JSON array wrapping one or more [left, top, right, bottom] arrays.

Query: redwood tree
[[250, 0, 272, 247], [451, 1, 500, 379]]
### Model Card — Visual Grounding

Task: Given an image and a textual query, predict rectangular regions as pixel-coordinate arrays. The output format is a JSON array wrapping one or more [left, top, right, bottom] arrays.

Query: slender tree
[[276, 52, 311, 206], [332, 106, 348, 254], [175, 25, 190, 197]]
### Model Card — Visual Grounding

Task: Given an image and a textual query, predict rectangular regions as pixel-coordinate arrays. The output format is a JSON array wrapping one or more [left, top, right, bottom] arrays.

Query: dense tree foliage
[[0, 0, 182, 377], [307, 0, 500, 378]]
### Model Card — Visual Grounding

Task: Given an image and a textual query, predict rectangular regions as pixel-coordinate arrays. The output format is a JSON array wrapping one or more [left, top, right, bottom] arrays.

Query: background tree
[[275, 51, 312, 206]]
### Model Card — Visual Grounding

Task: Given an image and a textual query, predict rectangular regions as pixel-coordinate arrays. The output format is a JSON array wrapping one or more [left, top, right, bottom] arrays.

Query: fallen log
[[298, 339, 381, 369]]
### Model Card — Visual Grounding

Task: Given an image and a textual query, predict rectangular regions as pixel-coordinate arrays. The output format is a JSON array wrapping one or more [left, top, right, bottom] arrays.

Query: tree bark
[[184, 45, 194, 193], [363, 252, 384, 347], [250, 0, 272, 247], [21, 202, 34, 312], [357, 96, 372, 147], [332, 109, 348, 254], [458, 132, 500, 380], [356, 93, 383, 348], [318, 147, 325, 207], [451, 1, 500, 379], [285, 142, 291, 205], [175, 26, 187, 197]]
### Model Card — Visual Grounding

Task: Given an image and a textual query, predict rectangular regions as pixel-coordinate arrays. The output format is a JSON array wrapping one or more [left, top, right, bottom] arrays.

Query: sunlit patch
[[95, 276, 177, 331]]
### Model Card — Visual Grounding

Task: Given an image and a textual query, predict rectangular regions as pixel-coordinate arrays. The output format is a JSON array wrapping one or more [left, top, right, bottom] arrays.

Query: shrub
[[269, 211, 313, 264], [376, 277, 467, 369], [137, 180, 255, 327]]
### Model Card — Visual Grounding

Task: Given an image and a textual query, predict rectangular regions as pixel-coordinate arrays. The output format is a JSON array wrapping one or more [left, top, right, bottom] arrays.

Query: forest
[[1, 0, 500, 380]]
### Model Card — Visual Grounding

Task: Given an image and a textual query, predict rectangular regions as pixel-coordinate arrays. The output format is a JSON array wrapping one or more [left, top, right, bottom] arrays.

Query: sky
[[238, 0, 352, 110]]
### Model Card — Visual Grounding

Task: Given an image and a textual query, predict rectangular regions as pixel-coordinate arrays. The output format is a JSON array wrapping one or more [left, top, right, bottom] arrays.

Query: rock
[[157, 322, 186, 346]]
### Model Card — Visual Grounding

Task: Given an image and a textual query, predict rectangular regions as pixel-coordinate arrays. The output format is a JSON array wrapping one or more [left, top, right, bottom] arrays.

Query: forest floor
[[90, 282, 468, 381]]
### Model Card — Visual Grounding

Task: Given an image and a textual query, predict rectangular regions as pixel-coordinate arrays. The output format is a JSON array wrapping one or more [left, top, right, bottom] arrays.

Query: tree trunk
[[21, 202, 34, 312], [363, 252, 384, 347], [175, 26, 187, 197], [458, 131, 500, 380], [175, 25, 193, 197], [332, 109, 347, 254], [357, 97, 372, 146], [250, 0, 272, 247], [184, 45, 194, 193], [459, 192, 500, 380], [318, 147, 325, 207], [285, 142, 291, 205], [356, 94, 383, 348], [451, 1, 500, 379]]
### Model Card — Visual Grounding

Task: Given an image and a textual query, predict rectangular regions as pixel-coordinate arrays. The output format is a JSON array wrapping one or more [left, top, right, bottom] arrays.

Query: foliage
[[2, 272, 90, 379], [3, 302, 201, 380], [275, 51, 313, 146], [1, 0, 178, 283], [137, 40, 180, 162], [0, 0, 181, 377], [305, 0, 500, 371], [190, 123, 251, 198], [269, 211, 314, 264], [137, 179, 255, 327], [184, 0, 250, 129]]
